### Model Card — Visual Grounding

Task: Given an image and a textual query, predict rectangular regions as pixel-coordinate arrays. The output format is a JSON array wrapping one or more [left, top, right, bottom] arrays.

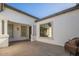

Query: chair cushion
[[64, 37, 79, 55]]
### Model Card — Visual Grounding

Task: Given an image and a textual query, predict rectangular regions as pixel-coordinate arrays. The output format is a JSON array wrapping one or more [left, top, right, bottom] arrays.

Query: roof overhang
[[4, 4, 40, 20], [36, 4, 79, 22], [1, 3, 79, 22]]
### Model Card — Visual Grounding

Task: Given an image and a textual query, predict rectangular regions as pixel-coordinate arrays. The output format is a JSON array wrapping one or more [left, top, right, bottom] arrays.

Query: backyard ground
[[0, 41, 69, 56]]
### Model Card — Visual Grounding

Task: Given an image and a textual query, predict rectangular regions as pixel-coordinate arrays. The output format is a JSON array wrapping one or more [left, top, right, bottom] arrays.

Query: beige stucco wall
[[36, 9, 79, 46]]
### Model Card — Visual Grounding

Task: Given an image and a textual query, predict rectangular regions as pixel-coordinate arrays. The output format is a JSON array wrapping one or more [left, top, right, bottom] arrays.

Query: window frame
[[40, 22, 52, 38], [21, 25, 27, 37]]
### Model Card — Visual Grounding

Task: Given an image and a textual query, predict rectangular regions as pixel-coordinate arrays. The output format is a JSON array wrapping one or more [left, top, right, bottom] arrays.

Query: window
[[40, 23, 52, 37], [8, 24, 14, 38], [2, 20, 4, 34], [21, 25, 27, 37]]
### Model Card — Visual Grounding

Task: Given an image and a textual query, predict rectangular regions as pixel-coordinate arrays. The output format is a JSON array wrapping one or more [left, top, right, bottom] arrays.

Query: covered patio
[[0, 6, 36, 47], [8, 21, 31, 42]]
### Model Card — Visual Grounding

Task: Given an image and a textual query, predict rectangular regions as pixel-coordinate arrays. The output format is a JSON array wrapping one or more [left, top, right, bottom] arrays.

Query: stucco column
[[0, 19, 9, 48], [4, 20, 8, 35], [31, 24, 36, 41], [0, 19, 2, 35]]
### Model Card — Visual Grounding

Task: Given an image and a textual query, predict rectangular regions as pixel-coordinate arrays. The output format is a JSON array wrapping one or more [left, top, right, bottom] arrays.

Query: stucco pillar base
[[0, 35, 9, 48]]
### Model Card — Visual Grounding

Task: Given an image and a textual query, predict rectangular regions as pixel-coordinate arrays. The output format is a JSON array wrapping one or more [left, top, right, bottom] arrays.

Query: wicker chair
[[64, 37, 79, 56]]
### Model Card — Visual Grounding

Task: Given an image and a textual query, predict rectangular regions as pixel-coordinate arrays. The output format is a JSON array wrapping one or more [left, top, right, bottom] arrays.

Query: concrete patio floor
[[0, 41, 69, 56]]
